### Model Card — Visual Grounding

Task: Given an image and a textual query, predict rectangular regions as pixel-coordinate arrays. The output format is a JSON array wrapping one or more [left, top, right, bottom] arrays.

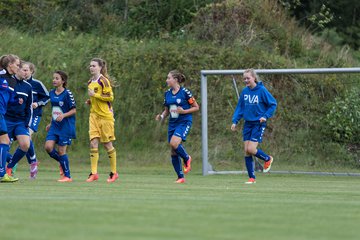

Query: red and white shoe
[[263, 156, 273, 173], [86, 173, 99, 182], [175, 178, 185, 184], [183, 156, 192, 174], [245, 178, 256, 184], [107, 172, 119, 183]]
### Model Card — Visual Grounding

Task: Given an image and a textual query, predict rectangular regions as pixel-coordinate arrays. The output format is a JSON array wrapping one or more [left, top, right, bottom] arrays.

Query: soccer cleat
[[263, 156, 273, 173], [183, 155, 192, 174], [6, 167, 13, 177], [86, 173, 99, 182], [175, 178, 185, 184], [58, 176, 73, 182], [59, 164, 64, 177], [245, 178, 256, 184], [29, 162, 38, 179], [107, 172, 119, 183], [0, 174, 19, 183]]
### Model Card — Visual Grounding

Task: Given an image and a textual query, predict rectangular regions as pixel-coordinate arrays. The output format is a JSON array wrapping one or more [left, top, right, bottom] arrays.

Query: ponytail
[[169, 70, 186, 83]]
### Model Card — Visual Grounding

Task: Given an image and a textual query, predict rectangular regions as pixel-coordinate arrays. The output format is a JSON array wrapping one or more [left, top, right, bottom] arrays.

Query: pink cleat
[[29, 162, 38, 179], [175, 178, 185, 184]]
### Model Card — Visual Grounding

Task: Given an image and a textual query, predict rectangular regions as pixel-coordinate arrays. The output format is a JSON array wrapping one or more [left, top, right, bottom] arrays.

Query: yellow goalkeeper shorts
[[89, 113, 116, 143]]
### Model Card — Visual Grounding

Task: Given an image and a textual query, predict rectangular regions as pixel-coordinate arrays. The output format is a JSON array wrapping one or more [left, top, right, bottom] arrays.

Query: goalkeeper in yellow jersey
[[86, 58, 118, 183]]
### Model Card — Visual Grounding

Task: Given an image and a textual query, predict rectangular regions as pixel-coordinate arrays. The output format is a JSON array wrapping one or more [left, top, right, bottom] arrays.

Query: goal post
[[200, 67, 360, 176]]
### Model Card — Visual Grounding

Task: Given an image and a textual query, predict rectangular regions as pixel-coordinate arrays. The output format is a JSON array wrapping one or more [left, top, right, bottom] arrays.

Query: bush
[[324, 89, 360, 143]]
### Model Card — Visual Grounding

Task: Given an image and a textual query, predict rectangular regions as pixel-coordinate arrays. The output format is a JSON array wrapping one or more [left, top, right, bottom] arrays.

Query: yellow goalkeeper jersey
[[88, 75, 114, 120]]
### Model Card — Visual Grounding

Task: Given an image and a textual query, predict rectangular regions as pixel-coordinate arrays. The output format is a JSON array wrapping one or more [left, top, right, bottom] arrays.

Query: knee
[[247, 146, 257, 156], [103, 142, 113, 151], [90, 139, 98, 149], [19, 142, 30, 152], [44, 143, 53, 153], [169, 141, 179, 150]]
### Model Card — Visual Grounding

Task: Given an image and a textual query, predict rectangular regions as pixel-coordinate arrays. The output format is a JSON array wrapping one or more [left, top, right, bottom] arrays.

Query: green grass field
[[1, 163, 360, 240]]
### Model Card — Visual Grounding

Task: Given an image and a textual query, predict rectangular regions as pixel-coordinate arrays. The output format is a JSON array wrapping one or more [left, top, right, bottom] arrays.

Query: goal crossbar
[[201, 67, 360, 176]]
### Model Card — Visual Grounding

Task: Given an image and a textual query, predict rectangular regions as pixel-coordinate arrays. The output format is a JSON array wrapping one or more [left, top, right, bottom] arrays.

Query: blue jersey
[[49, 88, 76, 138], [0, 73, 16, 115], [5, 77, 33, 127], [26, 77, 49, 117], [164, 87, 195, 125], [232, 82, 277, 123]]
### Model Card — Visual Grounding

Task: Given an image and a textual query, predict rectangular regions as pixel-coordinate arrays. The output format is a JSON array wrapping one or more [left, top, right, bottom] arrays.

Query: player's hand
[[56, 114, 64, 122], [46, 124, 51, 132], [176, 106, 185, 114], [18, 98, 24, 105], [259, 117, 267, 123], [231, 124, 237, 131], [88, 89, 95, 97], [32, 102, 39, 109], [156, 114, 164, 121], [85, 99, 91, 105]]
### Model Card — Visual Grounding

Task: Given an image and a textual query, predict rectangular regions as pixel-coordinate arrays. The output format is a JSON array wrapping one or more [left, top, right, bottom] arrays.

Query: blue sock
[[175, 144, 190, 162], [6, 152, 12, 163], [0, 144, 10, 177], [48, 149, 60, 162], [255, 149, 271, 161], [245, 156, 256, 179], [171, 155, 184, 179], [26, 140, 37, 164], [7, 147, 27, 168], [59, 154, 71, 178]]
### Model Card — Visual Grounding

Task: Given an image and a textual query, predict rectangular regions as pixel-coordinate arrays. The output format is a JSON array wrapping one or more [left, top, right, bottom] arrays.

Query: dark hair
[[54, 70, 68, 87], [0, 54, 20, 70], [169, 70, 186, 83]]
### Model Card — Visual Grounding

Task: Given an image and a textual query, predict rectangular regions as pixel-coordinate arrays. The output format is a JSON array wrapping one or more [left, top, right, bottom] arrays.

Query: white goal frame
[[200, 68, 360, 176]]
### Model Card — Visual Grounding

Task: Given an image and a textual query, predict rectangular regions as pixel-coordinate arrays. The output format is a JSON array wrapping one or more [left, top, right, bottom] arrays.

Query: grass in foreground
[[1, 165, 360, 240]]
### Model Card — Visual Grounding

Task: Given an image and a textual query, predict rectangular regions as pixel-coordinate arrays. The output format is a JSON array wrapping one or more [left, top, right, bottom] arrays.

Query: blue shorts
[[29, 115, 41, 132], [6, 119, 30, 139], [0, 114, 7, 135], [168, 121, 192, 142], [243, 121, 266, 143], [46, 131, 73, 146]]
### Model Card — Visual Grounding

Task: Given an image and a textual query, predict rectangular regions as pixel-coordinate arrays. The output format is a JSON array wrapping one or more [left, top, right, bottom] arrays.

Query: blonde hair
[[243, 68, 259, 83], [23, 61, 36, 74]]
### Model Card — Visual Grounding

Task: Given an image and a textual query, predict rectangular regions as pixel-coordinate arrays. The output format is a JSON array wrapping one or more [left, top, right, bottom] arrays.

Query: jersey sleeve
[[66, 90, 76, 110], [163, 91, 167, 107], [36, 81, 50, 106], [93, 77, 114, 102], [262, 88, 277, 119], [232, 92, 244, 124], [25, 86, 33, 127], [184, 88, 195, 105]]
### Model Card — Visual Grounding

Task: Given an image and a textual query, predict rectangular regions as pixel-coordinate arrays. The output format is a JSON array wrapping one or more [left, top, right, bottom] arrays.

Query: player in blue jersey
[[231, 69, 277, 184], [156, 70, 199, 183], [23, 62, 49, 178], [5, 60, 34, 180], [44, 70, 76, 182], [0, 54, 21, 182]]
